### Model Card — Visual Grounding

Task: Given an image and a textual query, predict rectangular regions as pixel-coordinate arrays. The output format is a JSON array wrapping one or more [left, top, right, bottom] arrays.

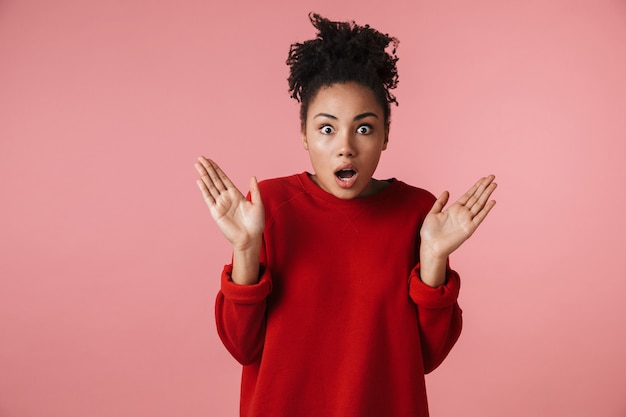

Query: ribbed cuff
[[408, 263, 460, 309], [220, 264, 272, 304]]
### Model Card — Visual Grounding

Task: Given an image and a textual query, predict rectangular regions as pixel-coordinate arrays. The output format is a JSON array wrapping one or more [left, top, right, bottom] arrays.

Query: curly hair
[[286, 13, 399, 128]]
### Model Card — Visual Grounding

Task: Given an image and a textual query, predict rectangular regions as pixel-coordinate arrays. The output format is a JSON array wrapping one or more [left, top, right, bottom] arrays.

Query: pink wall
[[1, 1, 625, 416]]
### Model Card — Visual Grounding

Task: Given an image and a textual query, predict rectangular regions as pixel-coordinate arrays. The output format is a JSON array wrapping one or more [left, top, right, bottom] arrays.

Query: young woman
[[195, 13, 496, 417]]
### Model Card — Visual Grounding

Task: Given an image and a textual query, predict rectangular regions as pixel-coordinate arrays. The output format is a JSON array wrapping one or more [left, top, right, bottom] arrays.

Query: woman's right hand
[[195, 157, 265, 251]]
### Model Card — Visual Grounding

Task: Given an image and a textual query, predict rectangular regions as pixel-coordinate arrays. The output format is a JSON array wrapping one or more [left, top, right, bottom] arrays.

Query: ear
[[301, 126, 309, 150], [382, 123, 390, 150]]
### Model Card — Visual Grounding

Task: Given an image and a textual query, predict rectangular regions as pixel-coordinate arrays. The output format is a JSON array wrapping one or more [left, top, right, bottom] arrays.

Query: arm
[[215, 263, 272, 365], [195, 156, 264, 285], [410, 175, 497, 371], [195, 157, 270, 363], [419, 175, 497, 287], [409, 265, 462, 374]]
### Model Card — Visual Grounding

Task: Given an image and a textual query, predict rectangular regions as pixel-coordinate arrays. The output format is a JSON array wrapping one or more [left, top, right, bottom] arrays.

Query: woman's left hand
[[420, 175, 497, 260]]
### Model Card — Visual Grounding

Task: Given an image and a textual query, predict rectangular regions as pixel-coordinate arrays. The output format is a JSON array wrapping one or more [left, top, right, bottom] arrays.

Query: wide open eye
[[320, 125, 335, 135], [356, 125, 372, 135]]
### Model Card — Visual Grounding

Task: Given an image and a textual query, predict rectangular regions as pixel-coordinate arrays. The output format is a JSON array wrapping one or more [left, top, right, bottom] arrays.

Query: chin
[[333, 185, 368, 200]]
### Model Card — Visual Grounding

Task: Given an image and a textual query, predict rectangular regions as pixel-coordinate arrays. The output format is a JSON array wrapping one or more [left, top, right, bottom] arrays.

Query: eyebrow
[[313, 112, 380, 121]]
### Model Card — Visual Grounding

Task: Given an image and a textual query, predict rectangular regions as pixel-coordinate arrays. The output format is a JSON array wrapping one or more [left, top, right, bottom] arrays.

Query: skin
[[195, 81, 497, 287], [301, 82, 389, 199]]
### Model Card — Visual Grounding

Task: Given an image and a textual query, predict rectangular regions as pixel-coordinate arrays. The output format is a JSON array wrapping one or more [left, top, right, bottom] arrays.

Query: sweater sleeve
[[215, 263, 272, 365], [408, 264, 462, 374]]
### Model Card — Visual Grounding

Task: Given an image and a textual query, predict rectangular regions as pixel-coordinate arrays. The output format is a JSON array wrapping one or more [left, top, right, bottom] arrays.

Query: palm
[[195, 157, 264, 250], [421, 175, 497, 258]]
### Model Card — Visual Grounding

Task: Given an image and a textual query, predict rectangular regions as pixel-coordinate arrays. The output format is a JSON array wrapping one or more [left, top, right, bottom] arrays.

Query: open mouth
[[335, 169, 357, 182]]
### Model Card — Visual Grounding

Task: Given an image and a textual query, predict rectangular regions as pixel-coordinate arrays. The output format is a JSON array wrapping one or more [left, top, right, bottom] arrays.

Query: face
[[302, 82, 389, 199]]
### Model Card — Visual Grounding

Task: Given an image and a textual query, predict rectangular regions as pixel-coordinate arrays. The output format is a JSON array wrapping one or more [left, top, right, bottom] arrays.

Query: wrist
[[231, 236, 262, 285], [232, 234, 263, 253], [419, 242, 449, 264], [419, 246, 448, 288]]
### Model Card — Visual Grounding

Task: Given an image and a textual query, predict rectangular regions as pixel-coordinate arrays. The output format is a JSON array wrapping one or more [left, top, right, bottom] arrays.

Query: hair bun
[[287, 13, 399, 105]]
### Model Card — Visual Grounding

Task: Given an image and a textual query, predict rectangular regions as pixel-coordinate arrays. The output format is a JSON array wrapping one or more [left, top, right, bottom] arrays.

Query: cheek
[[307, 137, 328, 153], [307, 145, 332, 167], [308, 146, 326, 161]]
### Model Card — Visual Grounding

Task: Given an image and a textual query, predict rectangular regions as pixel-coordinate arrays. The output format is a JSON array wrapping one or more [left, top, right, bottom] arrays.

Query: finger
[[196, 178, 216, 205], [428, 191, 449, 215], [249, 176, 263, 206], [194, 161, 210, 183], [213, 160, 238, 191], [195, 160, 223, 200], [470, 181, 497, 216], [194, 158, 210, 178], [198, 157, 227, 192], [456, 178, 483, 206], [464, 175, 495, 208], [471, 199, 496, 226]]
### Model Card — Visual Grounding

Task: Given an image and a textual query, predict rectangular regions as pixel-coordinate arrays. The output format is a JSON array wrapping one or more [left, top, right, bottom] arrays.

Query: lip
[[334, 164, 358, 189], [334, 163, 356, 172]]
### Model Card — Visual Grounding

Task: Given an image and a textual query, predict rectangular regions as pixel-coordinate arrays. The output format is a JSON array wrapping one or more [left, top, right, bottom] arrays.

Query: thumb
[[428, 191, 449, 215], [249, 176, 263, 205]]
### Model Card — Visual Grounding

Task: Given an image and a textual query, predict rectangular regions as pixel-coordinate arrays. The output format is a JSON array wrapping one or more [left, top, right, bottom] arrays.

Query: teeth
[[336, 169, 356, 180]]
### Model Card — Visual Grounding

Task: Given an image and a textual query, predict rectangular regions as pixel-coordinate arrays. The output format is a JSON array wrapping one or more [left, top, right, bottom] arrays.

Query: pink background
[[1, 0, 625, 416]]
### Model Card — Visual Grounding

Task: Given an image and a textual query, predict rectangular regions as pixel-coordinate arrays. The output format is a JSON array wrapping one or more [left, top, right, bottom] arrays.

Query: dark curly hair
[[286, 13, 399, 129]]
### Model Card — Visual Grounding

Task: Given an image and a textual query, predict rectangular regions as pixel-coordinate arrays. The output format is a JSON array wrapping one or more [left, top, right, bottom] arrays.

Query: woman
[[195, 13, 496, 417]]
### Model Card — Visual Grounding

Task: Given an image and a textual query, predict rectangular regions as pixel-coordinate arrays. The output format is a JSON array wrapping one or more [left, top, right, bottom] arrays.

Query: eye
[[357, 124, 372, 135], [320, 125, 335, 135]]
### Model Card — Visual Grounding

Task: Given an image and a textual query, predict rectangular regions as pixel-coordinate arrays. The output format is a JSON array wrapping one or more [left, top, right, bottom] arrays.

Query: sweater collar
[[297, 172, 400, 206]]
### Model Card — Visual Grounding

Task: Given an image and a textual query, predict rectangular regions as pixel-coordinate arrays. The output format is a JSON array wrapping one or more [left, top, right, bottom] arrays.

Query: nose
[[337, 131, 356, 157]]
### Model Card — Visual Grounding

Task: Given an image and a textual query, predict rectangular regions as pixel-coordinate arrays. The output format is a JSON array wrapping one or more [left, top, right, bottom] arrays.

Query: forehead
[[307, 82, 383, 118]]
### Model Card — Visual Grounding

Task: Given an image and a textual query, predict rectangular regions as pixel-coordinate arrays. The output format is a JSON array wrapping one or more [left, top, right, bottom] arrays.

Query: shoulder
[[258, 173, 305, 199], [386, 179, 436, 207], [371, 179, 436, 220], [257, 173, 310, 210], [256, 173, 311, 225]]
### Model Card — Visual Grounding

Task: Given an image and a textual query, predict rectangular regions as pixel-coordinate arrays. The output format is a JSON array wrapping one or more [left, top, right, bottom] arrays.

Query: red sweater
[[215, 173, 462, 417]]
